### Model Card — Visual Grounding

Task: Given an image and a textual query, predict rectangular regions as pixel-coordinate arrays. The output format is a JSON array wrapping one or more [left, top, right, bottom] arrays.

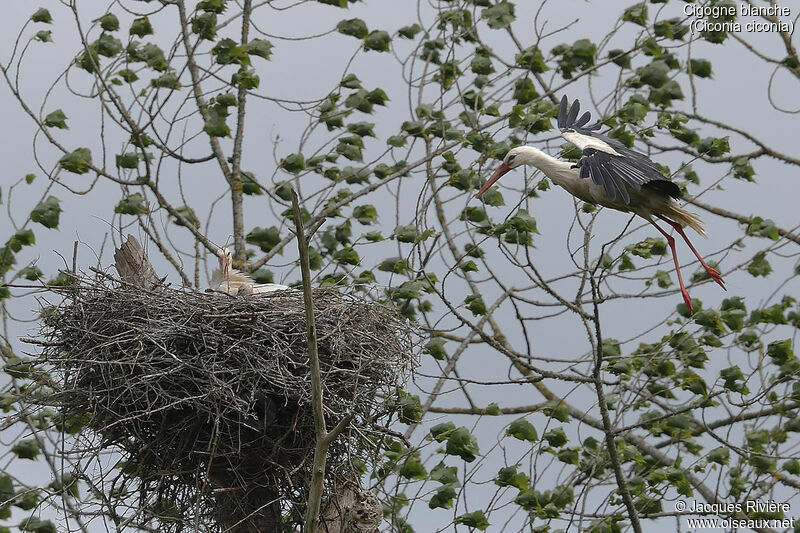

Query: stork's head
[[217, 247, 232, 277], [475, 146, 545, 198]]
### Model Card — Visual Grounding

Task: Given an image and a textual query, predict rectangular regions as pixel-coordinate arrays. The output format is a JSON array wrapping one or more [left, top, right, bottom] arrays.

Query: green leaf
[[151, 72, 180, 89], [129, 17, 153, 37], [784, 459, 800, 475], [513, 78, 538, 104], [115, 193, 148, 215], [431, 422, 457, 442], [496, 465, 529, 490], [460, 260, 478, 272], [126, 43, 168, 71], [394, 224, 422, 243], [58, 148, 92, 174], [639, 60, 669, 88], [337, 18, 368, 39], [423, 337, 447, 360], [455, 510, 489, 530], [747, 251, 772, 277], [96, 33, 123, 57], [43, 109, 68, 129], [117, 69, 138, 83], [280, 153, 305, 173], [378, 257, 409, 274], [12, 439, 39, 460], [18, 266, 43, 281], [732, 157, 755, 181], [97, 13, 120, 31], [197, 0, 227, 13], [336, 141, 362, 161], [749, 455, 776, 474], [213, 38, 250, 65], [464, 294, 486, 316], [399, 456, 427, 480], [543, 427, 567, 447], [696, 136, 730, 157], [707, 446, 729, 465], [745, 217, 778, 240], [19, 517, 56, 533], [231, 67, 261, 91], [398, 24, 422, 39], [689, 58, 713, 78], [430, 462, 459, 485], [506, 418, 538, 442], [471, 54, 494, 75], [515, 45, 547, 73], [31, 8, 52, 24], [429, 484, 457, 509], [347, 121, 375, 137], [333, 247, 359, 265], [508, 209, 538, 233], [720, 365, 748, 393], [241, 172, 261, 195], [557, 448, 579, 465], [622, 3, 648, 26], [203, 104, 230, 137], [767, 339, 793, 365], [8, 230, 35, 252], [396, 391, 422, 424], [30, 196, 61, 229], [364, 30, 391, 52], [541, 401, 570, 423], [246, 226, 281, 253], [482, 1, 515, 29], [35, 30, 52, 42], [352, 204, 377, 224], [116, 152, 140, 169], [608, 49, 631, 68], [246, 38, 273, 60], [191, 12, 218, 40], [445, 427, 480, 462], [480, 187, 504, 206]]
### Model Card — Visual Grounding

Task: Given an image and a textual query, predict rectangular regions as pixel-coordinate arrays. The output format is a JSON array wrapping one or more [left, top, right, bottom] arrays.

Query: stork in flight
[[476, 95, 725, 314], [211, 247, 289, 295]]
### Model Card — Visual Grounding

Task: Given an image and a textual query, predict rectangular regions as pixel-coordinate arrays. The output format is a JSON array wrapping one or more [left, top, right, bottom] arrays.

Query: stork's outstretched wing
[[557, 95, 601, 134], [558, 95, 680, 204]]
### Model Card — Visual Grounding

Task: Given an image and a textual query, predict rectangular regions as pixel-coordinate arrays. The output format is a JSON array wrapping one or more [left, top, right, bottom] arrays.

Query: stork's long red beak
[[475, 163, 511, 198]]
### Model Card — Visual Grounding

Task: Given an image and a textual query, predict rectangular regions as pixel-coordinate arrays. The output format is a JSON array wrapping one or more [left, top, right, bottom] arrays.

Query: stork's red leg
[[648, 218, 693, 314], [656, 215, 726, 290]]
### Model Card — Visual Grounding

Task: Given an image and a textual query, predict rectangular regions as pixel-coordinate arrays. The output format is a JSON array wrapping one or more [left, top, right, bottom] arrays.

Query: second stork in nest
[[211, 247, 289, 295]]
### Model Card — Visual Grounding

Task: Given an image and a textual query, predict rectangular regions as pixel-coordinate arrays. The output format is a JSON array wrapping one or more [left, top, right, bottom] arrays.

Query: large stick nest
[[36, 277, 414, 531]]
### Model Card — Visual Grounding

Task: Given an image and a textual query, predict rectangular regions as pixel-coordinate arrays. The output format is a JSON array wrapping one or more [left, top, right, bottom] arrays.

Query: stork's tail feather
[[664, 202, 706, 237]]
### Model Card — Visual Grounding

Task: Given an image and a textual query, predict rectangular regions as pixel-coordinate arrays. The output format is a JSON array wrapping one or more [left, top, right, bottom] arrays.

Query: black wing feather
[[557, 95, 569, 129], [566, 99, 580, 128], [574, 111, 592, 129], [558, 96, 603, 133], [574, 147, 679, 204]]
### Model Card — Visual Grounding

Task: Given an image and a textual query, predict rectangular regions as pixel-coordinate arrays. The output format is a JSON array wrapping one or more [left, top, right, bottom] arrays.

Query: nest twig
[[35, 276, 414, 532]]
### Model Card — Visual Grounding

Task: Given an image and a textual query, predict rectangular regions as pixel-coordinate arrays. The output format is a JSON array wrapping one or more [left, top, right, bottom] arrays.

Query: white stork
[[211, 247, 289, 295], [476, 95, 725, 314]]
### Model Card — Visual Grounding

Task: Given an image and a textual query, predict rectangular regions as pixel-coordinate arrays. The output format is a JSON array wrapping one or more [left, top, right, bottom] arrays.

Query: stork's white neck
[[513, 146, 575, 182], [510, 146, 597, 203]]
